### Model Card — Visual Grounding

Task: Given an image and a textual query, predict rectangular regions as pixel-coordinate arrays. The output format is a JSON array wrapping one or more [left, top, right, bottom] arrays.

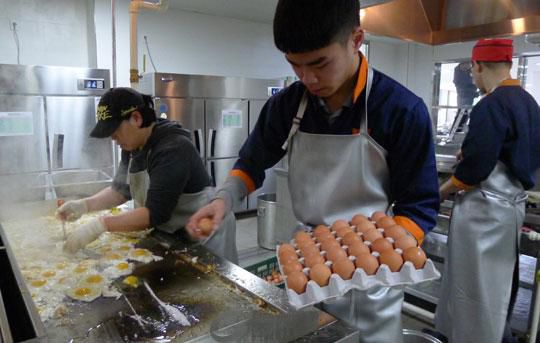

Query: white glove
[[56, 199, 88, 222], [64, 217, 106, 254]]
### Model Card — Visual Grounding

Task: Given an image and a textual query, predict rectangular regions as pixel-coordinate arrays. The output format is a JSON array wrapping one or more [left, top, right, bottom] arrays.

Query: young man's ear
[[352, 27, 364, 51], [129, 111, 143, 128]]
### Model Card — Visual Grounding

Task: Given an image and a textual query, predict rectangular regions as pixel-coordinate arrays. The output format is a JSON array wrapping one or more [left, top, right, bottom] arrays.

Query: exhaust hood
[[361, 0, 540, 45]]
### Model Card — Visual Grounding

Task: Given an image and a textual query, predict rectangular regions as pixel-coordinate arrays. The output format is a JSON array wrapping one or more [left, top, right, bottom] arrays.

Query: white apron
[[128, 160, 238, 264], [285, 66, 404, 343], [435, 161, 526, 342]]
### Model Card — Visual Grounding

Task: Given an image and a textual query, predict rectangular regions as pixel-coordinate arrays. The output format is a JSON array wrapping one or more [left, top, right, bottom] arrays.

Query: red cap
[[472, 39, 513, 62]]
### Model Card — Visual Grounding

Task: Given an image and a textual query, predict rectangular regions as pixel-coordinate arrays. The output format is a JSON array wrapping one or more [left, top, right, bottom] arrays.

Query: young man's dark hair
[[273, 0, 360, 53]]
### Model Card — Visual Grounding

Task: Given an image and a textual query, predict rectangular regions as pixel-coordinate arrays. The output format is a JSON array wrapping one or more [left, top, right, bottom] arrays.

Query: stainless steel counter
[[0, 200, 359, 343]]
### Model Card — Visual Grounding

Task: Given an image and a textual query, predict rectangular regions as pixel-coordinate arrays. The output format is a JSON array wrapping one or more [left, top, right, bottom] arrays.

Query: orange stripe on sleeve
[[352, 54, 369, 103], [393, 215, 425, 244], [450, 175, 475, 191], [229, 169, 256, 194]]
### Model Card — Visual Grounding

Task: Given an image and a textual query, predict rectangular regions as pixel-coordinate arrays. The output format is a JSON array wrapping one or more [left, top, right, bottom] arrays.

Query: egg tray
[[277, 245, 441, 310]]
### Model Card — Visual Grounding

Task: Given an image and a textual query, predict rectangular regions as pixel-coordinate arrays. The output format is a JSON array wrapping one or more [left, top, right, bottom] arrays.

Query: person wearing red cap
[[435, 38, 540, 342]]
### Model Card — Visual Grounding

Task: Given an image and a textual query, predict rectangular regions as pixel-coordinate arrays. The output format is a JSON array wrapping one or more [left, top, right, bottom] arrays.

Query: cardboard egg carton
[[277, 229, 441, 309]]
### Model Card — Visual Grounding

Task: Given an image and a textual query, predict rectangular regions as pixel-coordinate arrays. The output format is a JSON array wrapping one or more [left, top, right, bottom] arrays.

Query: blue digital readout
[[84, 79, 105, 89]]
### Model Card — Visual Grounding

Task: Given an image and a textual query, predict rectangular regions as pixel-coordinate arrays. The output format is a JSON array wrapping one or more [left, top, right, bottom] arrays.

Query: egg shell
[[332, 258, 355, 280], [278, 244, 297, 257], [370, 211, 387, 222], [331, 219, 350, 230], [295, 231, 312, 244], [325, 246, 347, 262], [320, 239, 340, 252], [347, 241, 371, 257], [335, 227, 353, 238], [282, 261, 304, 275], [402, 246, 427, 269], [379, 250, 403, 272], [354, 253, 379, 275], [316, 232, 334, 243], [363, 229, 383, 242], [279, 250, 299, 265], [313, 225, 331, 238], [383, 225, 408, 240], [370, 238, 394, 253], [350, 214, 369, 226], [286, 271, 308, 294], [296, 238, 316, 251], [375, 216, 396, 229], [304, 254, 325, 268], [198, 218, 214, 235], [309, 263, 332, 286], [394, 235, 417, 250], [301, 245, 321, 259], [356, 220, 376, 234], [342, 231, 361, 246]]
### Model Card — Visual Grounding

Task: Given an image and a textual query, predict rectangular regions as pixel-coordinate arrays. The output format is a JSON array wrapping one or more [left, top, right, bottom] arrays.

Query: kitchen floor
[[234, 214, 436, 335]]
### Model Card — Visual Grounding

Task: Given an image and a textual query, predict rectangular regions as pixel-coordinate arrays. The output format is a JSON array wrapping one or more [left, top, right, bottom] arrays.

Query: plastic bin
[[245, 256, 284, 288], [257, 193, 278, 250]]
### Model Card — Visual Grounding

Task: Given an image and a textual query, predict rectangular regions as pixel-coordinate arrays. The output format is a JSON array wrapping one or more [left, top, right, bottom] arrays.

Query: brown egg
[[296, 239, 316, 251], [363, 228, 383, 242], [313, 225, 331, 238], [309, 263, 332, 286], [356, 220, 377, 234], [320, 238, 340, 252], [278, 244, 296, 257], [282, 261, 304, 275], [335, 227, 353, 238], [375, 216, 396, 229], [394, 235, 417, 251], [304, 253, 325, 268], [300, 244, 320, 258], [332, 258, 355, 280], [326, 246, 347, 262], [355, 253, 379, 275], [383, 225, 407, 241], [331, 219, 350, 230], [279, 250, 299, 265], [351, 214, 369, 226], [316, 232, 334, 243], [342, 231, 361, 246], [370, 238, 394, 253], [198, 218, 214, 235], [286, 271, 308, 294], [295, 231, 312, 245], [347, 241, 370, 257], [370, 211, 387, 222], [402, 246, 427, 269], [379, 250, 404, 272]]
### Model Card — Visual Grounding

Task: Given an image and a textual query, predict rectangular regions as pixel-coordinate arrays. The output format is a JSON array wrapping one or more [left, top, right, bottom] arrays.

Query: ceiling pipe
[[129, 0, 167, 89]]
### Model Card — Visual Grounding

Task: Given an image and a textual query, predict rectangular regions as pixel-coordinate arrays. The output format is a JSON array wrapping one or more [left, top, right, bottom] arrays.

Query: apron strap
[[361, 66, 374, 134], [281, 92, 308, 150]]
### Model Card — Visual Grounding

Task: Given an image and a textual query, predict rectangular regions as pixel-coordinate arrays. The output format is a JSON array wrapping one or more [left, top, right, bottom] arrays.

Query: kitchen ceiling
[[166, 0, 540, 45]]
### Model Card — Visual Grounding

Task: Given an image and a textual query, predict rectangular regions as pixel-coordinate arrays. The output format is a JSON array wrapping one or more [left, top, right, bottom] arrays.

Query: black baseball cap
[[90, 87, 146, 138]]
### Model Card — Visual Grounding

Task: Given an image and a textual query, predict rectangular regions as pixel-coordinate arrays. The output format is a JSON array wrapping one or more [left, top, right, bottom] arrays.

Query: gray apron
[[128, 161, 238, 264], [435, 162, 526, 342], [285, 66, 404, 343]]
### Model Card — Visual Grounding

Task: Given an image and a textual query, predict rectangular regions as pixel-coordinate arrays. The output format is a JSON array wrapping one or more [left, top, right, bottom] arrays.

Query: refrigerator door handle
[[53, 133, 65, 169], [209, 161, 216, 187], [193, 129, 204, 159], [208, 129, 216, 158]]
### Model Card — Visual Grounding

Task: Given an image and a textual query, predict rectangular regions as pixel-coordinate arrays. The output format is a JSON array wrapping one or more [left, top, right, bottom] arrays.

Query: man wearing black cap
[[57, 87, 238, 263]]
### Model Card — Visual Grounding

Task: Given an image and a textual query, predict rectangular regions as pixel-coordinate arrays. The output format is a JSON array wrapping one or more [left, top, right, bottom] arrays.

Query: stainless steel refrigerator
[[140, 73, 284, 212], [0, 64, 113, 203]]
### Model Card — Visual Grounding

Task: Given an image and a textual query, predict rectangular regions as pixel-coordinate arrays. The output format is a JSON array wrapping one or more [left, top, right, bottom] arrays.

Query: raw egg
[[304, 254, 325, 268], [356, 220, 377, 234], [279, 250, 299, 265], [402, 246, 427, 269], [301, 245, 321, 259], [287, 271, 308, 294], [347, 241, 370, 257], [198, 217, 214, 236], [342, 231, 361, 246], [355, 253, 379, 275], [351, 214, 369, 226], [325, 246, 347, 262], [370, 211, 387, 222], [313, 225, 331, 238], [316, 232, 334, 243], [375, 216, 396, 229], [309, 263, 332, 287], [335, 227, 353, 238], [331, 219, 350, 230], [279, 244, 297, 257], [370, 238, 394, 253], [295, 231, 312, 245], [379, 250, 403, 272], [282, 261, 304, 275], [332, 258, 355, 280], [383, 225, 407, 240], [394, 235, 417, 251], [320, 238, 340, 252], [363, 229, 383, 242]]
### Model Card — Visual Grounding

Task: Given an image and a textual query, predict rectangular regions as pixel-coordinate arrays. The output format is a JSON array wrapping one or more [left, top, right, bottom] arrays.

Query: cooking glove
[[64, 217, 106, 253], [56, 199, 88, 222]]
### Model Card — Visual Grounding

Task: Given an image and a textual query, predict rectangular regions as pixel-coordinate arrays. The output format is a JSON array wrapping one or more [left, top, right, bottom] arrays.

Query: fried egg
[[66, 285, 102, 302], [128, 248, 156, 263], [81, 274, 107, 288], [122, 275, 139, 288], [104, 262, 134, 279]]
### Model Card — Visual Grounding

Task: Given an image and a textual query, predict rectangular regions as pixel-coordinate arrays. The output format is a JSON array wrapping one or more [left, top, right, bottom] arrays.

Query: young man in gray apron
[[436, 39, 540, 342], [187, 1, 439, 341], [57, 87, 237, 263]]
